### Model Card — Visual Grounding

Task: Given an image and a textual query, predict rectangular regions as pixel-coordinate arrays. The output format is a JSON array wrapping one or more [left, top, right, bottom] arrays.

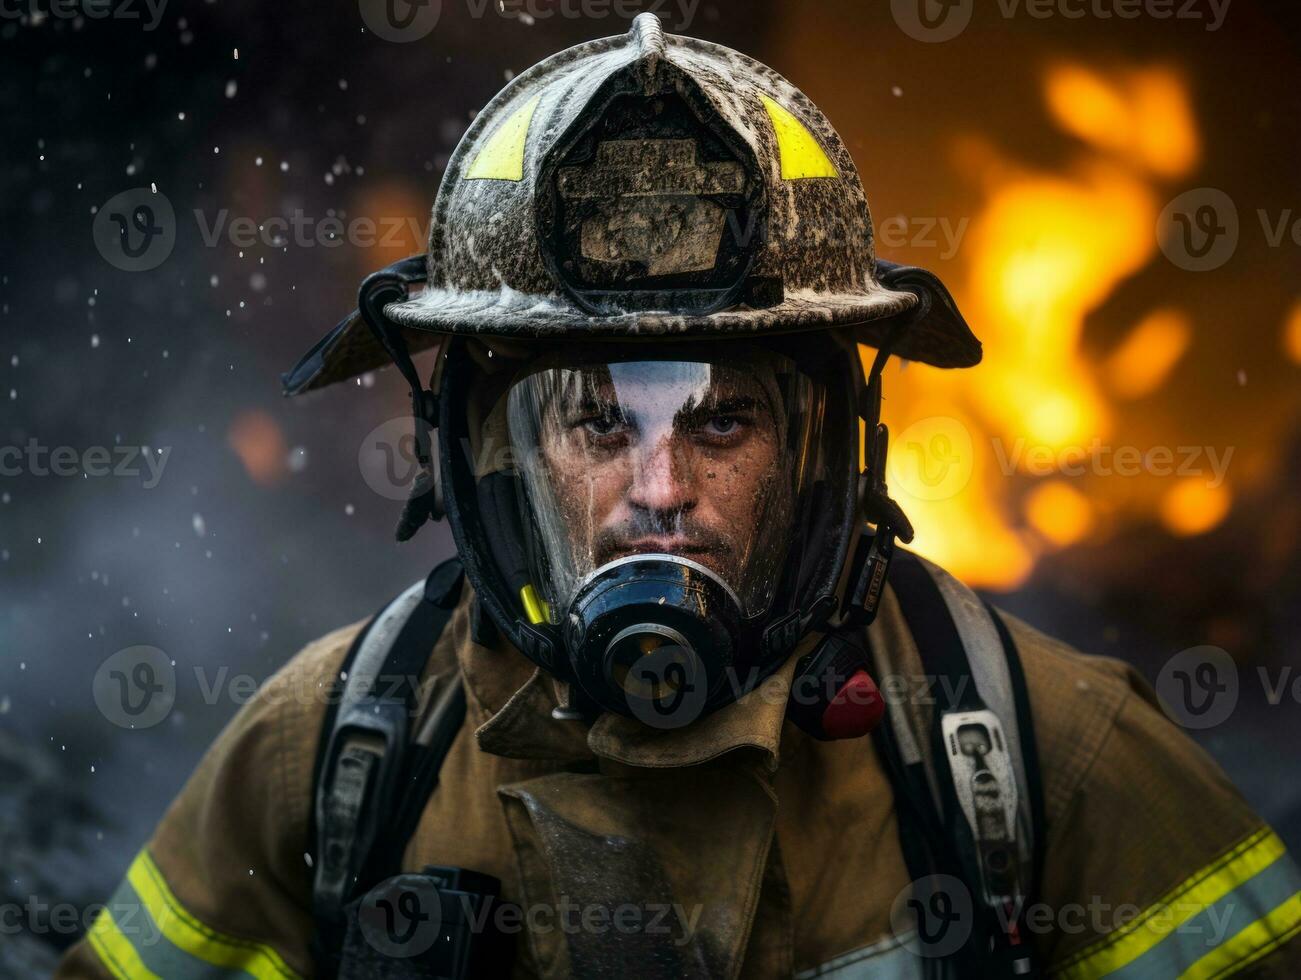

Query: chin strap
[[839, 330, 914, 629], [355, 255, 443, 541], [786, 329, 915, 743]]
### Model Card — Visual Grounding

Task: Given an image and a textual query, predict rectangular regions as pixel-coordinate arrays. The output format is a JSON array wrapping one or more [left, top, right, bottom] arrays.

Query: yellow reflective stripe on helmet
[[125, 849, 302, 980], [520, 583, 550, 625], [1055, 828, 1298, 979], [758, 93, 838, 180], [465, 93, 542, 181], [87, 904, 163, 980]]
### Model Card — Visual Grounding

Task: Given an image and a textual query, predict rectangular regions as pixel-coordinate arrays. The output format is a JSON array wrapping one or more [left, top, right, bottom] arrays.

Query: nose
[[628, 433, 696, 515]]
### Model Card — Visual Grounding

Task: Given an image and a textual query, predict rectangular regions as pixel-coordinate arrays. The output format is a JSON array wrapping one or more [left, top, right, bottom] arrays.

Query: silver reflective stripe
[[345, 578, 427, 702], [919, 557, 1034, 865], [868, 599, 942, 811], [96, 872, 282, 980], [1106, 852, 1301, 980], [795, 931, 927, 979]]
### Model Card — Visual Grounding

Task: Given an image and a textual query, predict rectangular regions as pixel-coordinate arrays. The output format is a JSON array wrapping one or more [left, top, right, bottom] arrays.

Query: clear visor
[[505, 348, 827, 620]]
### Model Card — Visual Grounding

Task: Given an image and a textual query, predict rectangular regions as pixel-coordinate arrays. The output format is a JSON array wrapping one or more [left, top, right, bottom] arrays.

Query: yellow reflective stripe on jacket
[[86, 848, 303, 980], [129, 849, 302, 979], [87, 904, 162, 980], [1179, 891, 1301, 980], [1055, 827, 1301, 979]]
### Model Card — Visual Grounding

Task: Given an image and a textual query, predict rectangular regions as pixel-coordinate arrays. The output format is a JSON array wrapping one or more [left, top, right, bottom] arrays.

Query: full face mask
[[505, 347, 824, 718], [438, 334, 862, 723]]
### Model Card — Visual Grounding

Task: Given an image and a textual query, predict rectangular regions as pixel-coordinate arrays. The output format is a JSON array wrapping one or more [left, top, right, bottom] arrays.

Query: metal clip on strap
[[886, 551, 1039, 977], [312, 580, 428, 928], [315, 740, 383, 924]]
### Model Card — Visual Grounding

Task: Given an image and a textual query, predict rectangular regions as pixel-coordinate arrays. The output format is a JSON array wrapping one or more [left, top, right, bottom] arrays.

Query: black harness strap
[[876, 550, 1041, 978], [366, 677, 468, 887], [310, 558, 465, 973], [888, 554, 985, 714]]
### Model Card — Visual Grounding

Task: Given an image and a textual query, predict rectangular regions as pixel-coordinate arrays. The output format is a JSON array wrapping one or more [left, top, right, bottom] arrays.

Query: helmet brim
[[385, 278, 913, 336], [281, 257, 982, 397], [382, 265, 981, 368]]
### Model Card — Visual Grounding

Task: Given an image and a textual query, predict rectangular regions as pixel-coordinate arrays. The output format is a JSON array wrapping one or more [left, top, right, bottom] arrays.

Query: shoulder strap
[[309, 558, 465, 969], [870, 550, 1044, 978]]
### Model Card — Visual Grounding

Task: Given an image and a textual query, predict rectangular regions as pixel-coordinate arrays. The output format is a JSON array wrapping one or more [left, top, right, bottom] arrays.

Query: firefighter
[[59, 13, 1300, 979]]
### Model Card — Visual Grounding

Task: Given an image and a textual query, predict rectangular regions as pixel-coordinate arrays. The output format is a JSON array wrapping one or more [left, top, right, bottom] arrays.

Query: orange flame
[[1104, 308, 1192, 400], [880, 64, 1210, 588], [1044, 65, 1199, 177], [1285, 301, 1301, 366], [1160, 478, 1232, 537]]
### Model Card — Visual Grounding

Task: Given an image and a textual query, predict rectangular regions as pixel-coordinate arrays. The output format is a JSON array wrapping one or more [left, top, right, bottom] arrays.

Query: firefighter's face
[[536, 361, 782, 585]]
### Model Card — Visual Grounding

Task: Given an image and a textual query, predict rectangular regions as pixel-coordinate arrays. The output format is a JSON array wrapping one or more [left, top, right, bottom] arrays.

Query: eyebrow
[[681, 394, 761, 416]]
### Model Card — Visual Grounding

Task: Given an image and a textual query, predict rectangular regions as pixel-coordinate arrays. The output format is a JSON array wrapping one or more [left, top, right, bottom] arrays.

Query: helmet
[[283, 14, 982, 728]]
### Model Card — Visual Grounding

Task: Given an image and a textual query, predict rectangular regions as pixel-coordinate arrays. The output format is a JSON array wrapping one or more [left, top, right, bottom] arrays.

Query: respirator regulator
[[564, 555, 752, 723]]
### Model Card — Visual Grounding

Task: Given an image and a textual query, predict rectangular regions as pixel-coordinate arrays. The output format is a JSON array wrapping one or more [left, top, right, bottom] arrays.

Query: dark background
[[2, 0, 1298, 969]]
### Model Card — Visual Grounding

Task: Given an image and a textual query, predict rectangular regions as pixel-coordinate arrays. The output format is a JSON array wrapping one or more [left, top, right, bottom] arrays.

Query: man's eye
[[702, 416, 743, 437], [581, 415, 627, 437]]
